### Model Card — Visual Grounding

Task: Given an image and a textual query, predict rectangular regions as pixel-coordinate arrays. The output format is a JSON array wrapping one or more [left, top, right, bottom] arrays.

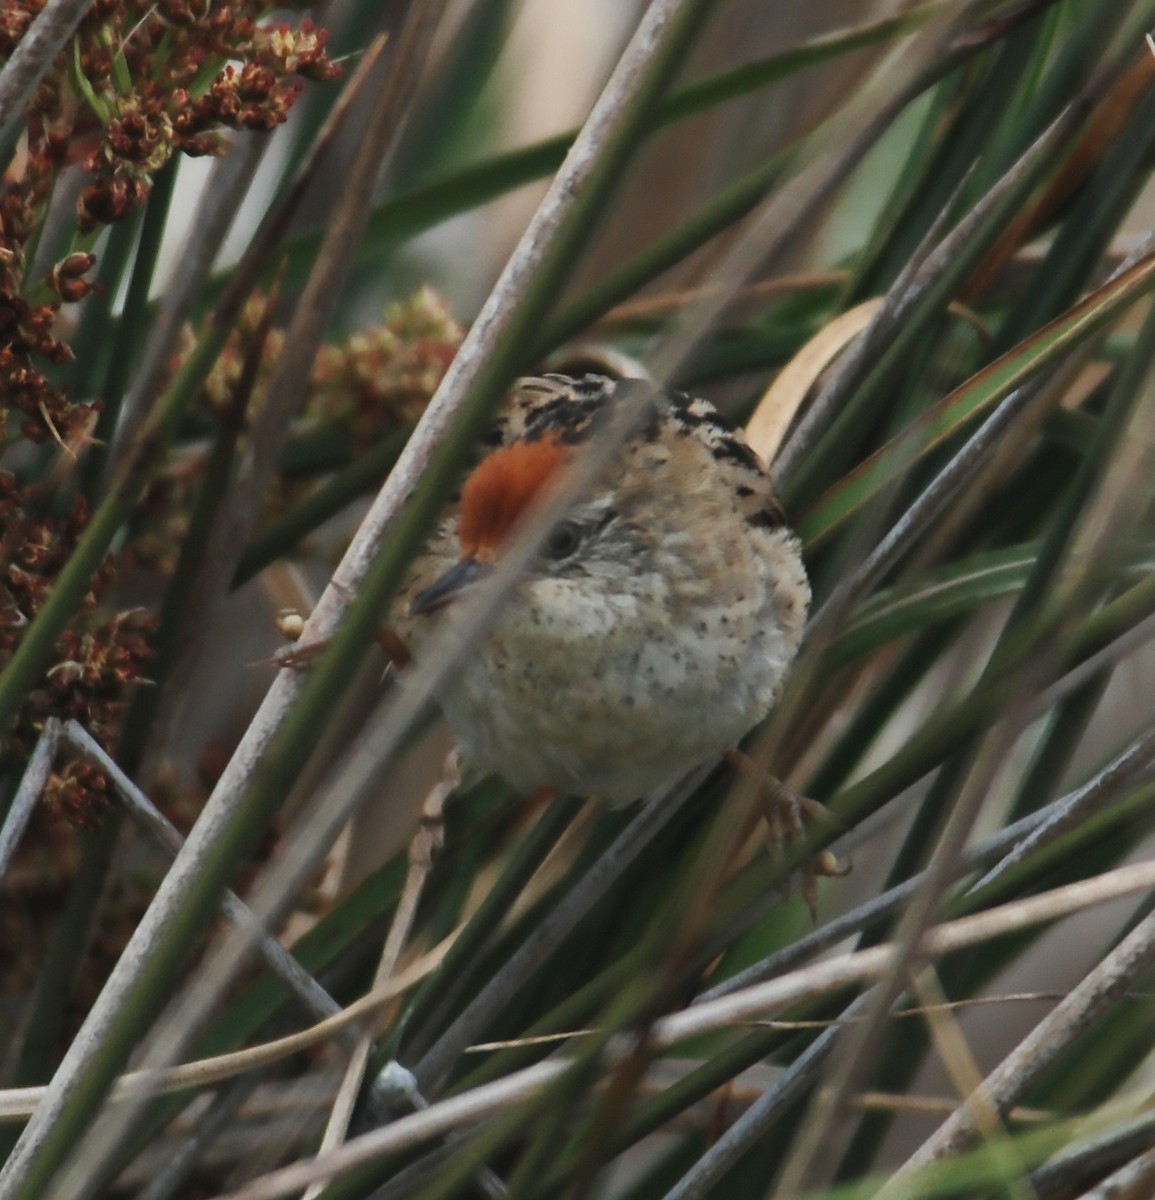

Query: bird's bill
[[409, 555, 489, 616]]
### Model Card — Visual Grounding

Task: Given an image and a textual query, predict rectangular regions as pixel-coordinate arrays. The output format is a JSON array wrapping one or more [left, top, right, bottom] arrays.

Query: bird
[[391, 372, 811, 809]]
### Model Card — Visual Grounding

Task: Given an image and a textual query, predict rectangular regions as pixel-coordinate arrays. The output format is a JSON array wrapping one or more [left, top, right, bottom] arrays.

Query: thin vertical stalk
[[81, 159, 178, 499], [0, 721, 60, 879], [0, 0, 94, 164]]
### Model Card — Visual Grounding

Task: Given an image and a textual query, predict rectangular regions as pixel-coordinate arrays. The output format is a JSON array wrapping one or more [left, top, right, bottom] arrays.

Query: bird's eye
[[542, 520, 583, 560]]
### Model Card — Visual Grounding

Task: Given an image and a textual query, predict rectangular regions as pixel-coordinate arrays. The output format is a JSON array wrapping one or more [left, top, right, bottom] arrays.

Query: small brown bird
[[393, 373, 810, 805]]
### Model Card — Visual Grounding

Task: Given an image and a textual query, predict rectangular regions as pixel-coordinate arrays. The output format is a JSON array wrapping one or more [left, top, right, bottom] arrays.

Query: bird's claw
[[726, 750, 849, 920]]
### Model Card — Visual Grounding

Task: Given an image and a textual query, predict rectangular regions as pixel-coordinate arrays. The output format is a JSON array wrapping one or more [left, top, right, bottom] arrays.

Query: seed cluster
[[0, 472, 156, 817], [0, 7, 466, 994], [194, 284, 462, 439], [131, 287, 463, 574], [309, 285, 463, 444], [0, 1, 339, 824], [1, 0, 340, 444]]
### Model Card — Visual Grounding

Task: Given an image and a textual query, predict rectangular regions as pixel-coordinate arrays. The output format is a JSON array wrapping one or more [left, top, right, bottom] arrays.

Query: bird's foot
[[724, 749, 849, 919], [267, 626, 411, 671]]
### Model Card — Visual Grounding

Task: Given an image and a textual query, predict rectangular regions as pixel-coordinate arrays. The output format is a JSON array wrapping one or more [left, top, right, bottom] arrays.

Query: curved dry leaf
[[745, 298, 884, 465]]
